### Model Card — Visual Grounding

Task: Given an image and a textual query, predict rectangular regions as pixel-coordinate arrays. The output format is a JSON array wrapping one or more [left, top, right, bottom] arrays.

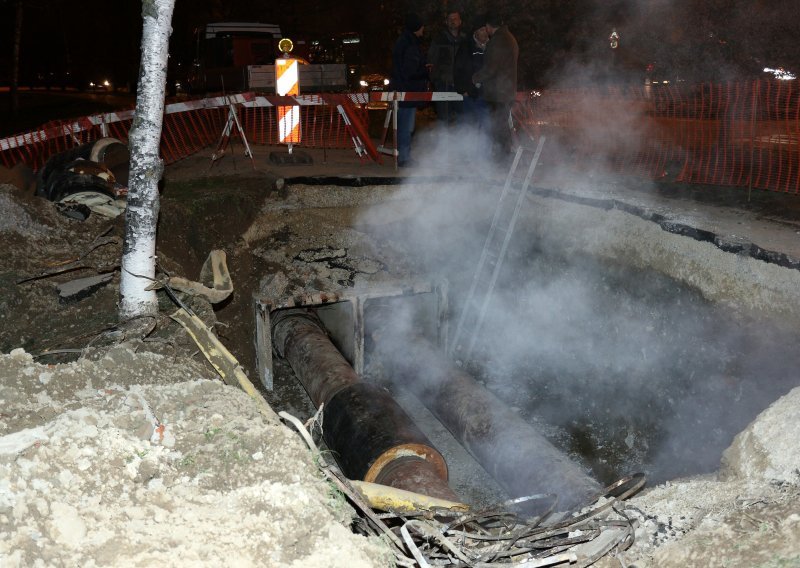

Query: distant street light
[[609, 28, 619, 49]]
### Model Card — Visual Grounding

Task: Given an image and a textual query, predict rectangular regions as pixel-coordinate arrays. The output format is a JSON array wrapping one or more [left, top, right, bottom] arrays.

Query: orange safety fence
[[513, 86, 672, 179], [512, 79, 800, 193], [0, 96, 367, 172], [0, 117, 108, 172], [238, 103, 366, 149], [3, 83, 800, 194]]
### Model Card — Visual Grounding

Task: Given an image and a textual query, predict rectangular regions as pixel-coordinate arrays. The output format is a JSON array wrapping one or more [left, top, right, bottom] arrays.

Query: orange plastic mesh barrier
[[4, 85, 800, 195], [513, 79, 800, 193], [676, 81, 800, 193], [0, 118, 107, 171], [513, 86, 674, 180], [238, 103, 366, 148], [160, 106, 224, 164], [0, 97, 368, 172]]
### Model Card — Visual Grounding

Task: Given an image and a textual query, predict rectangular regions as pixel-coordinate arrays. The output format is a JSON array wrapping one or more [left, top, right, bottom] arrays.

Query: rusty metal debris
[[283, 402, 646, 567]]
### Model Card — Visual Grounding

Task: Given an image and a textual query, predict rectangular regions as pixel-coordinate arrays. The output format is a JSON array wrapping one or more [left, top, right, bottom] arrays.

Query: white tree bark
[[119, 0, 176, 319]]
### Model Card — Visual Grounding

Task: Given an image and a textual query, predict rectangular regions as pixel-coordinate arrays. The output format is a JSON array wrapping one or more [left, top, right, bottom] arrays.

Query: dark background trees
[[2, 0, 799, 94]]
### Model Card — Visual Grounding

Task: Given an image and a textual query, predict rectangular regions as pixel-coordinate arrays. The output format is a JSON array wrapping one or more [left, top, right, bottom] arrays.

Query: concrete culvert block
[[720, 386, 800, 484]]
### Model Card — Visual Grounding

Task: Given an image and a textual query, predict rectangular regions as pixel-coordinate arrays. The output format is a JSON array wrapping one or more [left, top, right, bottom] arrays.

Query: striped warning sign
[[275, 58, 301, 144]]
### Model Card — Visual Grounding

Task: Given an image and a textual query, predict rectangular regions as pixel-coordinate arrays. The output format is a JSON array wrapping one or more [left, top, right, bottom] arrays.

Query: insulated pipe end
[[365, 443, 449, 484], [369, 455, 459, 503]]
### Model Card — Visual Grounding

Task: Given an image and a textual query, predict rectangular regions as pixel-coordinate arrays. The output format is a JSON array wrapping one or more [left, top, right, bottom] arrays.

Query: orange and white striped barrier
[[0, 92, 466, 153], [0, 91, 465, 170], [275, 59, 301, 145]]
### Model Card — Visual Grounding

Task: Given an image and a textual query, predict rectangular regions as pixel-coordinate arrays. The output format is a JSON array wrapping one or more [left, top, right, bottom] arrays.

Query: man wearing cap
[[472, 13, 518, 159], [391, 13, 429, 167], [428, 9, 467, 125]]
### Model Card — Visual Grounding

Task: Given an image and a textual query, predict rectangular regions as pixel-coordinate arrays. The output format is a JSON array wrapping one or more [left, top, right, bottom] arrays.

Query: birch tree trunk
[[119, 0, 175, 320]]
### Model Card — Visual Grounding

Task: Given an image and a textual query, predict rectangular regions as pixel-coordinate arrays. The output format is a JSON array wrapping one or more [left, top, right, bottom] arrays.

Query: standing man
[[428, 8, 467, 125], [456, 24, 490, 131], [472, 13, 518, 159], [391, 13, 428, 167]]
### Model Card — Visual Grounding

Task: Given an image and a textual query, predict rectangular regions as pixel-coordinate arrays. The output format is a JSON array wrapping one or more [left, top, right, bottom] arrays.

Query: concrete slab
[[56, 273, 113, 304]]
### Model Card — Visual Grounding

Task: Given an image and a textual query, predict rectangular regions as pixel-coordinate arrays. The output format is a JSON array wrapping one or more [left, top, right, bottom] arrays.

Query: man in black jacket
[[456, 25, 490, 132], [428, 9, 467, 125], [391, 13, 428, 167]]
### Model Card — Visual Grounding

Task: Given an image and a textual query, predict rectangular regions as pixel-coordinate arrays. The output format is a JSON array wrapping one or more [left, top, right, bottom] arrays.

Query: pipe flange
[[365, 443, 449, 484]]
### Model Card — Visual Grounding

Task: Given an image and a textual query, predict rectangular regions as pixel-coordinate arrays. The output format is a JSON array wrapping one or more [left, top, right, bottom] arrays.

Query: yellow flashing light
[[278, 38, 294, 55]]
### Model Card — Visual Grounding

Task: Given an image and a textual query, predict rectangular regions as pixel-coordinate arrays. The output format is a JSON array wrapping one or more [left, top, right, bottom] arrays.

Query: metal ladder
[[448, 137, 546, 363]]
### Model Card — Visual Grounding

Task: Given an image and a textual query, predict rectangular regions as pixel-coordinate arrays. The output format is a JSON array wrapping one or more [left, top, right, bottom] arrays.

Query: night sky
[[2, 0, 799, 90]]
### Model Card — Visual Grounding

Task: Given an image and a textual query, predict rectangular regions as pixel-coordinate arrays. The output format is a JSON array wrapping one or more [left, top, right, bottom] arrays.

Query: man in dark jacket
[[456, 25, 489, 132], [428, 9, 467, 125], [391, 13, 428, 167], [472, 13, 518, 158]]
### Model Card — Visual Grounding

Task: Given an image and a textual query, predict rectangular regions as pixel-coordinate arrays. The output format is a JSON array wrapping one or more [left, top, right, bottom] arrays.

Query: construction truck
[[186, 22, 349, 94]]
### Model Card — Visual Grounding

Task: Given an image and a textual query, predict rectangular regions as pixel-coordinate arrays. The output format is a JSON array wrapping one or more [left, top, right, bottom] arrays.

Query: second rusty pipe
[[371, 333, 603, 513]]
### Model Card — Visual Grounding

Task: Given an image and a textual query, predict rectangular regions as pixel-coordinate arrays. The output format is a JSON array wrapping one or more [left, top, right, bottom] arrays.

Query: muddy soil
[[2, 148, 800, 567], [0, 179, 395, 567]]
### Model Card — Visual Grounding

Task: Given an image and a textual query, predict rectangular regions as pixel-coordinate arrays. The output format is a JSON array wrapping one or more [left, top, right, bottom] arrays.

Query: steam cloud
[[358, 105, 800, 489], [357, 1, 799, 494]]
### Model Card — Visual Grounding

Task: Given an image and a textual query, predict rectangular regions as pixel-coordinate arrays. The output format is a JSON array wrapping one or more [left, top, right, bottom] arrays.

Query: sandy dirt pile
[[0, 347, 390, 567]]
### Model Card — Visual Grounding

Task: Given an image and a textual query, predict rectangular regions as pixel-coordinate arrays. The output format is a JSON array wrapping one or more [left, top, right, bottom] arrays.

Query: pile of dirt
[[0, 347, 390, 567]]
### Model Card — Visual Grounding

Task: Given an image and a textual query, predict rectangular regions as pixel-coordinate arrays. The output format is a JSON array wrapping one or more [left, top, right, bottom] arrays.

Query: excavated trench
[[186, 174, 800, 510], [452, 247, 800, 486]]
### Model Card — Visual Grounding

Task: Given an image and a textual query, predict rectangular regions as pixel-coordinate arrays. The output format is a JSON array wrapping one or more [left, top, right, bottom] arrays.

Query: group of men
[[390, 9, 518, 167]]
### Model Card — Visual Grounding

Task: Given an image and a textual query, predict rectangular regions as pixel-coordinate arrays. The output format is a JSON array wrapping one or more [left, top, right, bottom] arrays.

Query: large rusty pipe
[[271, 309, 459, 502], [271, 309, 360, 407], [374, 335, 602, 512]]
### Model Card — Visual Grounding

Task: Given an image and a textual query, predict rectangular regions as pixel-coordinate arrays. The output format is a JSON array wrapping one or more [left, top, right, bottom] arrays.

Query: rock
[[47, 502, 87, 546], [720, 386, 800, 484], [56, 273, 114, 304]]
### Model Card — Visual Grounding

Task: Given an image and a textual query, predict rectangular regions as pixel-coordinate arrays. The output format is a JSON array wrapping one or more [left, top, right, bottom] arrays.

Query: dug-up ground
[[1, 146, 799, 567]]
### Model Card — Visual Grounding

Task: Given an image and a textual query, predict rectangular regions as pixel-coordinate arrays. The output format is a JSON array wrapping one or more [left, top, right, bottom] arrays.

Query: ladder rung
[[491, 226, 508, 238], [473, 269, 493, 285], [484, 246, 501, 259]]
